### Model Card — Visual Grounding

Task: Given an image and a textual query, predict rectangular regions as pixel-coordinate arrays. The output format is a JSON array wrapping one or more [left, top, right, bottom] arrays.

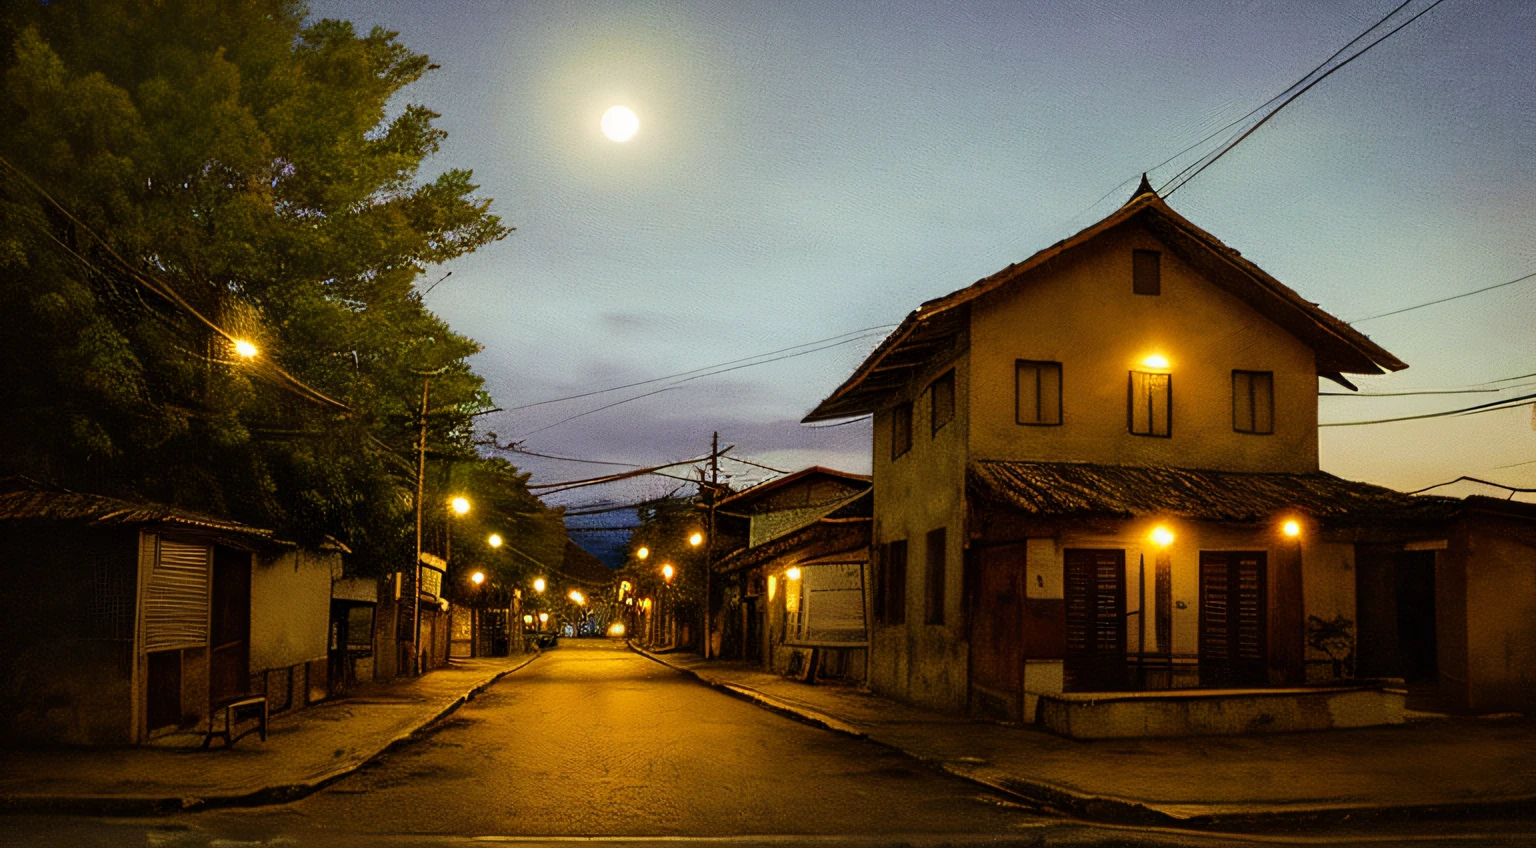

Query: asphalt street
[[4, 641, 1533, 848]]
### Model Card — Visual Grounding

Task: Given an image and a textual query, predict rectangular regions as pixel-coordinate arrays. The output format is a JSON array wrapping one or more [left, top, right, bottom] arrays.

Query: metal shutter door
[[143, 538, 210, 651]]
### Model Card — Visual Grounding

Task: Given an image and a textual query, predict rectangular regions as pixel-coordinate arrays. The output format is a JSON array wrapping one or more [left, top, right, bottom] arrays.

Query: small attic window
[[1133, 249, 1161, 295]]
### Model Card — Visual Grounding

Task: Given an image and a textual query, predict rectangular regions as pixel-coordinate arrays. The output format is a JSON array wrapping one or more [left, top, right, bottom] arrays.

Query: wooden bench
[[202, 695, 269, 749]]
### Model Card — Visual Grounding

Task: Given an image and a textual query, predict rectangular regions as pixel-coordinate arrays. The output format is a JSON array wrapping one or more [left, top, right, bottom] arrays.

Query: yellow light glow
[[636, 546, 650, 560], [233, 339, 259, 359], [662, 564, 675, 581], [569, 590, 585, 605], [689, 532, 704, 547], [786, 567, 802, 581], [767, 575, 777, 602], [625, 597, 634, 605], [450, 496, 471, 515], [601, 105, 639, 142], [471, 571, 485, 585], [487, 533, 502, 548], [620, 580, 632, 593], [1141, 354, 1170, 370], [533, 577, 546, 593], [1151, 526, 1175, 547], [538, 612, 549, 623], [608, 622, 626, 637], [522, 614, 533, 625], [642, 598, 652, 611], [1283, 520, 1301, 538]]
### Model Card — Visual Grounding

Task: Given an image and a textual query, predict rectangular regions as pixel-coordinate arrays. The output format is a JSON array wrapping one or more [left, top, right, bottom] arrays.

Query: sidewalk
[[632, 645, 1536, 830], [0, 653, 539, 815]]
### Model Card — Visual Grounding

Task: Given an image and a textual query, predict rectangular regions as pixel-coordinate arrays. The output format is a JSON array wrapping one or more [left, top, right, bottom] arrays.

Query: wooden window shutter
[[143, 537, 211, 652]]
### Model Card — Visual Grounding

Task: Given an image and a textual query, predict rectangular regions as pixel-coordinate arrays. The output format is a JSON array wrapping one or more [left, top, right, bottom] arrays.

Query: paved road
[[5, 642, 1534, 847]]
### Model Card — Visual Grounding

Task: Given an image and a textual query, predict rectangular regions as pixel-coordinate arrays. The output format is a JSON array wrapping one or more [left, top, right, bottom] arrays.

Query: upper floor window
[[1232, 370, 1274, 434], [1017, 360, 1063, 426], [1133, 249, 1161, 295], [1128, 371, 1172, 437], [930, 370, 955, 434], [891, 401, 913, 459]]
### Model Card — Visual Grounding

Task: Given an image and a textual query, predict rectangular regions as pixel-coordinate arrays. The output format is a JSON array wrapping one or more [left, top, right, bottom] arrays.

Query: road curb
[[627, 643, 1536, 831], [0, 651, 543, 817]]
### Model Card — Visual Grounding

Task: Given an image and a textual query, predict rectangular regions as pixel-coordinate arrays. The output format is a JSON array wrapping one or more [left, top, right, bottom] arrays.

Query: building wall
[[250, 548, 338, 685], [1458, 515, 1536, 712], [0, 525, 140, 746], [985, 516, 1342, 719], [871, 349, 970, 712], [967, 221, 1319, 473]]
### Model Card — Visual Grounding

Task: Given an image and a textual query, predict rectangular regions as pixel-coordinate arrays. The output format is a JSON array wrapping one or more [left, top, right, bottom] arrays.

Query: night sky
[[309, 1, 1536, 558]]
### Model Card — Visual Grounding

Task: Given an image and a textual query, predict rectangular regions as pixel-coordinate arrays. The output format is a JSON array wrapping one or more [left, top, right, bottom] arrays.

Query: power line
[[1061, 0, 1419, 225], [721, 455, 791, 474], [1320, 390, 1536, 427], [512, 331, 891, 440], [1163, 0, 1452, 196], [1406, 476, 1536, 496], [1350, 270, 1536, 324], [499, 325, 897, 414]]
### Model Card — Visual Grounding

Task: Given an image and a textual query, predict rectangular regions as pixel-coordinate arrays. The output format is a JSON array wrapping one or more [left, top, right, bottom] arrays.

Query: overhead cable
[[1320, 391, 1536, 427], [1163, 0, 1452, 196], [1349, 270, 1536, 324]]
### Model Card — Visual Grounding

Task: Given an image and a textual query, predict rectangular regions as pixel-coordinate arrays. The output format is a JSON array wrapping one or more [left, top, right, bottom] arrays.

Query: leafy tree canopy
[[0, 0, 564, 573]]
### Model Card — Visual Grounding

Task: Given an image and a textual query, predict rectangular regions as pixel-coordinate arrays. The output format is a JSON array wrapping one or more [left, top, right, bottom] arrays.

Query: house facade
[[713, 467, 872, 680], [803, 179, 1467, 728]]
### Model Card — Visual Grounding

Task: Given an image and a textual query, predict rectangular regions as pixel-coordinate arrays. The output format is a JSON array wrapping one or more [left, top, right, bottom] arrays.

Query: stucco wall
[[870, 350, 970, 712], [967, 221, 1319, 473], [250, 548, 338, 674]]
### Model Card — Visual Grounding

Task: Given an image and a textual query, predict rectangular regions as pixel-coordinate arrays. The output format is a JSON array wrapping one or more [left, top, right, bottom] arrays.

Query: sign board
[[420, 564, 444, 599], [789, 562, 867, 645]]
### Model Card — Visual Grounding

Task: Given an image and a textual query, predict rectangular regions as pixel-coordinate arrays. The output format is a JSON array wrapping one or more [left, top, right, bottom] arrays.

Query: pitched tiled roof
[[804, 186, 1405, 422], [967, 461, 1459, 524]]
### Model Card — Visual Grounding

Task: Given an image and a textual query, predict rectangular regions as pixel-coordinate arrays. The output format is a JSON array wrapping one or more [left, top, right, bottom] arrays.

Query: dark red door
[[969, 544, 1026, 719], [1199, 551, 1267, 687], [1064, 549, 1126, 692]]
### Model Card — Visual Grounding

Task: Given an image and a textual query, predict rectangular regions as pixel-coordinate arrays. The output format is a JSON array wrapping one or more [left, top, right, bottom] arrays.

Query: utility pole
[[410, 376, 431, 677], [702, 431, 719, 660]]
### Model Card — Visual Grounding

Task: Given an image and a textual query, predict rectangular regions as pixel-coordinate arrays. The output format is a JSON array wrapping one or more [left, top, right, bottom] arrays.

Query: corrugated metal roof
[[0, 479, 276, 538], [967, 460, 1459, 524]]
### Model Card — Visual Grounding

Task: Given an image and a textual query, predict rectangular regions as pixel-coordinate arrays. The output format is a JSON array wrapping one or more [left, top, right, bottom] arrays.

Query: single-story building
[[0, 480, 342, 745]]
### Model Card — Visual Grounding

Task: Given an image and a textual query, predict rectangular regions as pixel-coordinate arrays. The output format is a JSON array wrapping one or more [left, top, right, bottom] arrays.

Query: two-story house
[[803, 177, 1448, 729]]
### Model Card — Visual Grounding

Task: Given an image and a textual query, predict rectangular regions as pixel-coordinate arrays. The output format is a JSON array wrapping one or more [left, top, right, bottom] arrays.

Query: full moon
[[600, 105, 639, 142]]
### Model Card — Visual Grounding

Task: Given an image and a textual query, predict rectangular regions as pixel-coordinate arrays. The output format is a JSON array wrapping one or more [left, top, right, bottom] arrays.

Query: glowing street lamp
[[233, 339, 259, 359], [661, 563, 675, 582], [688, 532, 704, 547], [569, 590, 585, 605], [470, 571, 485, 586], [785, 567, 802, 581], [1282, 520, 1301, 538], [538, 612, 549, 625], [1150, 526, 1175, 548], [532, 577, 546, 593], [450, 496, 471, 516], [487, 533, 503, 548], [635, 546, 650, 560], [1141, 354, 1170, 370], [522, 614, 533, 626]]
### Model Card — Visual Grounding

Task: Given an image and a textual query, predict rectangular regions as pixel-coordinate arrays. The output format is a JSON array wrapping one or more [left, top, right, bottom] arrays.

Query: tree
[[0, 0, 556, 571]]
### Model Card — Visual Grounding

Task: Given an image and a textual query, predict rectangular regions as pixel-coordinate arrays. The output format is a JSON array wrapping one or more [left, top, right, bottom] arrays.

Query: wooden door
[[1064, 549, 1126, 692], [969, 544, 1026, 719], [1199, 551, 1267, 687], [209, 547, 252, 707], [146, 649, 181, 730]]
